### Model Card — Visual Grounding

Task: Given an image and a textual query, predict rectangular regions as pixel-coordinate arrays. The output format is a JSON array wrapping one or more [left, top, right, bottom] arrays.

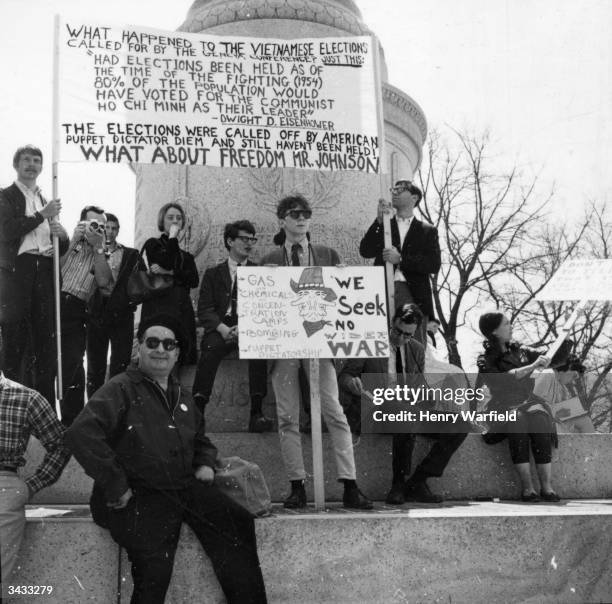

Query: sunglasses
[[284, 209, 312, 220], [235, 235, 258, 244], [144, 337, 178, 351]]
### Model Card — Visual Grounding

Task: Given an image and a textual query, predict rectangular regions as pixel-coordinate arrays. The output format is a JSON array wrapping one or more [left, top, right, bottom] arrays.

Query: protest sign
[[237, 266, 389, 359], [536, 258, 612, 301], [55, 19, 379, 172]]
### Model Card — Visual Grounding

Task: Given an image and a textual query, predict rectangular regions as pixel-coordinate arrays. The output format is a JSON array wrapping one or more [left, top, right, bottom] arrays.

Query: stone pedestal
[[134, 0, 427, 275]]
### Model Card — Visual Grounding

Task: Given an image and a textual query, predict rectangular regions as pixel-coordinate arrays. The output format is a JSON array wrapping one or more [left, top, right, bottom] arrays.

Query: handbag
[[126, 269, 173, 304], [213, 456, 272, 517]]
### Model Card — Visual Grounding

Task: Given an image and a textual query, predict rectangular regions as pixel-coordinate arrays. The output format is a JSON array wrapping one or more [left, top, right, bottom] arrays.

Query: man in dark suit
[[192, 220, 273, 432], [86, 213, 145, 397], [360, 180, 441, 345], [338, 304, 467, 505], [0, 145, 68, 405]]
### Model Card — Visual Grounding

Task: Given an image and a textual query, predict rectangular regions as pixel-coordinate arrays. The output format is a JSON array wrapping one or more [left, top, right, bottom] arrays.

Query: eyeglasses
[[392, 326, 413, 338], [144, 337, 178, 351], [390, 183, 412, 195], [284, 210, 312, 220], [235, 235, 258, 244]]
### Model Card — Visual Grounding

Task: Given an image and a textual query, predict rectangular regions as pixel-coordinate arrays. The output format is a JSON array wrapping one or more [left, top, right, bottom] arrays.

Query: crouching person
[[65, 314, 267, 604]]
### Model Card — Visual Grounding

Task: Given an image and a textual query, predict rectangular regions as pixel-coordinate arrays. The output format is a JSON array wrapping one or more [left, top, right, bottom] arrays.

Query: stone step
[[8, 501, 612, 603], [26, 433, 612, 505]]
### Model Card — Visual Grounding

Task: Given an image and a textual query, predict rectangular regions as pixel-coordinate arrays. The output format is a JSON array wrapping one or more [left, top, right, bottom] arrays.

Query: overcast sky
[[2, 0, 609, 225], [1, 0, 610, 365]]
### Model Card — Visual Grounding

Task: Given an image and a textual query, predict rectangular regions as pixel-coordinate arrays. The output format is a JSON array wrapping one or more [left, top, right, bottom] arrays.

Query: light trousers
[[0, 473, 28, 593], [271, 359, 356, 481]]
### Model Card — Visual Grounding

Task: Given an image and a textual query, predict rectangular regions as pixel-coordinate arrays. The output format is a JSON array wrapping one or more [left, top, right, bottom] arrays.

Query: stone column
[[134, 0, 428, 271]]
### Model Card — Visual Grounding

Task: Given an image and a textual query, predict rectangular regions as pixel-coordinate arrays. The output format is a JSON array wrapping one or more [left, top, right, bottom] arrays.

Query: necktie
[[395, 346, 404, 376], [291, 243, 302, 267]]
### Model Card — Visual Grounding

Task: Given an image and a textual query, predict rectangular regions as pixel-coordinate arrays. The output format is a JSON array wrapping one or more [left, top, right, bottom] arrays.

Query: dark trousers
[[192, 330, 267, 415], [394, 281, 428, 346], [60, 293, 87, 426], [107, 481, 267, 604], [391, 431, 467, 483], [507, 412, 553, 464], [0, 254, 56, 405], [86, 316, 134, 397]]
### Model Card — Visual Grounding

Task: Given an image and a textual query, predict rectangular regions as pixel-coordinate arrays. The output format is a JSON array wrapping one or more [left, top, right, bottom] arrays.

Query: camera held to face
[[85, 219, 105, 234]]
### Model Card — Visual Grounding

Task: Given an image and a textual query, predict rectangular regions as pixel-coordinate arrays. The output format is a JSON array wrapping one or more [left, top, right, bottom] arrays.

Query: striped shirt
[[0, 373, 70, 494], [61, 239, 96, 301]]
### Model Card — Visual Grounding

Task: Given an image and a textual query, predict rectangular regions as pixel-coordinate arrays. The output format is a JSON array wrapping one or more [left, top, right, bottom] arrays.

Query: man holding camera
[[86, 213, 144, 397], [0, 145, 68, 406], [59, 206, 112, 425]]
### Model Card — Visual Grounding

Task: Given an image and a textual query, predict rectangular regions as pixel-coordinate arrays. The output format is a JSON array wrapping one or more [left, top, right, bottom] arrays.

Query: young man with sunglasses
[[360, 180, 441, 346], [66, 314, 267, 604], [261, 195, 372, 510], [338, 303, 467, 504], [193, 220, 273, 432]]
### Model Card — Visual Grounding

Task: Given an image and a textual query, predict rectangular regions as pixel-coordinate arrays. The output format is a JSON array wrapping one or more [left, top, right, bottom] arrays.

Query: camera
[[86, 219, 104, 234]]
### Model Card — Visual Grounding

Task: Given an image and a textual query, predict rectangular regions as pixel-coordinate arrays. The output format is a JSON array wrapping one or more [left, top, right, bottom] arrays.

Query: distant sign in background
[[56, 19, 379, 172], [536, 258, 612, 301], [238, 266, 389, 359]]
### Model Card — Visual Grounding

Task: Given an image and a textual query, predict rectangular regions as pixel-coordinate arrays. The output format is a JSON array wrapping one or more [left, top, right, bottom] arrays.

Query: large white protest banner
[[56, 19, 379, 172], [237, 266, 389, 359], [536, 258, 612, 301]]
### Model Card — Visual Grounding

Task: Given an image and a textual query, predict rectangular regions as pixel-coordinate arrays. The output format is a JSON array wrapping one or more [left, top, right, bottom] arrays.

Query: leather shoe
[[404, 480, 443, 503], [283, 485, 307, 509], [540, 490, 560, 502], [385, 483, 406, 505], [248, 413, 274, 433], [343, 487, 373, 510], [521, 492, 540, 502]]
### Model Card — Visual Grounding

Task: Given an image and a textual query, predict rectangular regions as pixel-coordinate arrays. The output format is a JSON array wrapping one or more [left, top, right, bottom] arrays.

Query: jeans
[[271, 358, 356, 481]]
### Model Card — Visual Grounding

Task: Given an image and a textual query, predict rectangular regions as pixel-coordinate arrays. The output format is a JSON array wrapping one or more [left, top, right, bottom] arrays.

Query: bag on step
[[213, 456, 272, 517]]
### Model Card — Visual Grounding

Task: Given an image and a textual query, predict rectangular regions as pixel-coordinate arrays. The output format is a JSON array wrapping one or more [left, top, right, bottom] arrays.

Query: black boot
[[284, 480, 307, 509], [385, 482, 406, 505], [404, 478, 443, 503], [342, 480, 373, 510]]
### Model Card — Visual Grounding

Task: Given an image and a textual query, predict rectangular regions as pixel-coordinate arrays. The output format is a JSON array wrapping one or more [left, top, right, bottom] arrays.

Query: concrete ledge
[[256, 501, 612, 604], [7, 508, 117, 604], [10, 502, 612, 603], [27, 433, 612, 505]]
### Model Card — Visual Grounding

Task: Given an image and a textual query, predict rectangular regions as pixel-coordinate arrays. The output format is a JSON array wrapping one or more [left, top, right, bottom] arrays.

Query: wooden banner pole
[[309, 358, 325, 511], [52, 14, 63, 419], [371, 34, 393, 374]]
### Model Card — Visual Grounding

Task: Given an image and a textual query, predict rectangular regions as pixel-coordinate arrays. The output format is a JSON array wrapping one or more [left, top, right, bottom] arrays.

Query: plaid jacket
[[0, 373, 71, 494]]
